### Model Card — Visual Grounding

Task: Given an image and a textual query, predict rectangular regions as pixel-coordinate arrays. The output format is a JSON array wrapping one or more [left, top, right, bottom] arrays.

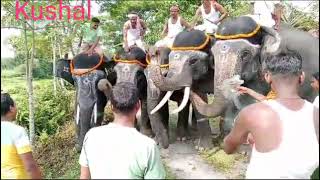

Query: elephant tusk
[[151, 91, 173, 115], [188, 104, 193, 127], [171, 87, 191, 114], [76, 105, 80, 125], [94, 103, 97, 125]]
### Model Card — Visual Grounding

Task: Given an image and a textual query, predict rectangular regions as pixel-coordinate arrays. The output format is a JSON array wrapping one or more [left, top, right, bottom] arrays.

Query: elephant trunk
[[98, 79, 112, 97], [149, 64, 192, 92], [190, 52, 241, 117], [190, 90, 227, 118]]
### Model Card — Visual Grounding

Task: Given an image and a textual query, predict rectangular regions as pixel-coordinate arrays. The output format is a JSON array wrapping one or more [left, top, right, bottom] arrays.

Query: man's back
[[79, 123, 165, 179], [245, 99, 319, 179]]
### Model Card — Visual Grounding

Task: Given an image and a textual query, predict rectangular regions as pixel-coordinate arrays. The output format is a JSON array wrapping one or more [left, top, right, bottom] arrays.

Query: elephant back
[[171, 30, 212, 54], [215, 16, 264, 45]]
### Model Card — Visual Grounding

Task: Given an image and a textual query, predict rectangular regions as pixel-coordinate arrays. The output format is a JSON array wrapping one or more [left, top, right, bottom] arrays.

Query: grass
[[164, 161, 176, 179]]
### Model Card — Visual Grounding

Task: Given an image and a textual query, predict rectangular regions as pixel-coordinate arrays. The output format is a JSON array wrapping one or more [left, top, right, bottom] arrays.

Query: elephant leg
[[139, 99, 154, 137], [77, 104, 94, 152], [193, 92, 213, 150], [147, 96, 169, 149], [176, 101, 190, 141]]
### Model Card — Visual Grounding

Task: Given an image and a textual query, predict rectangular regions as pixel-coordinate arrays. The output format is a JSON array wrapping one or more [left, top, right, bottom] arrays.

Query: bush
[[16, 86, 74, 136]]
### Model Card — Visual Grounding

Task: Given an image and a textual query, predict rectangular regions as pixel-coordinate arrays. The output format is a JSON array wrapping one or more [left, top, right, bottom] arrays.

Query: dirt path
[[160, 141, 227, 179]]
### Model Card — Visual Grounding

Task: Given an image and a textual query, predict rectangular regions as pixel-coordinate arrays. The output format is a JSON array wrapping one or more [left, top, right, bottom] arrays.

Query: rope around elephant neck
[[145, 55, 169, 69], [113, 55, 148, 68], [70, 54, 104, 76], [214, 24, 261, 40], [170, 34, 211, 51]]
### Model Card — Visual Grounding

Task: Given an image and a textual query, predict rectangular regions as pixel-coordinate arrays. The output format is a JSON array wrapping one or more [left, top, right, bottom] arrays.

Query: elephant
[[97, 46, 154, 137], [56, 53, 116, 151], [147, 30, 217, 149], [190, 16, 319, 134]]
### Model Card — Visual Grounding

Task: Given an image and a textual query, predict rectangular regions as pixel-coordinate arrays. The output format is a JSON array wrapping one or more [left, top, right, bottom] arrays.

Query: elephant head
[[56, 53, 115, 151], [97, 46, 153, 135], [148, 30, 215, 115], [98, 46, 148, 100], [192, 16, 319, 118]]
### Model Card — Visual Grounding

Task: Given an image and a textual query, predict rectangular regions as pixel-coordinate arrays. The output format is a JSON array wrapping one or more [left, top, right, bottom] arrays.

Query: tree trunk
[[52, 35, 57, 96], [25, 18, 35, 145]]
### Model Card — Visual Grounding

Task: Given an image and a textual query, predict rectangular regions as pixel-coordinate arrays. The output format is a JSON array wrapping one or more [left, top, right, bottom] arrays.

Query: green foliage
[[2, 76, 74, 137]]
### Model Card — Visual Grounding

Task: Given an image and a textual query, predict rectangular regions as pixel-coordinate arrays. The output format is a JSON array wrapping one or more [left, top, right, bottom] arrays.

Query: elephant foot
[[158, 130, 169, 149], [194, 136, 213, 151]]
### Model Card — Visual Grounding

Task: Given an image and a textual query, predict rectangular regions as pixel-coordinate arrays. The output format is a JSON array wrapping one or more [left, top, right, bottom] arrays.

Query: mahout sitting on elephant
[[147, 30, 217, 149], [190, 16, 319, 135], [56, 53, 116, 151]]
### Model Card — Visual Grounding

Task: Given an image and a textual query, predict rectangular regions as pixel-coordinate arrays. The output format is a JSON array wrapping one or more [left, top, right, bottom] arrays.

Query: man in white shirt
[[247, 0, 283, 31], [155, 5, 192, 48], [79, 82, 166, 179], [191, 0, 228, 34], [123, 12, 147, 52]]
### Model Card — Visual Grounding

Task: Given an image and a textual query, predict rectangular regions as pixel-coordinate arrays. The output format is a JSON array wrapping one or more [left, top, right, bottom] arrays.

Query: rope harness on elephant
[[145, 55, 170, 69], [70, 54, 104, 76], [112, 54, 170, 69], [112, 55, 148, 68], [214, 24, 261, 40], [169, 34, 211, 51]]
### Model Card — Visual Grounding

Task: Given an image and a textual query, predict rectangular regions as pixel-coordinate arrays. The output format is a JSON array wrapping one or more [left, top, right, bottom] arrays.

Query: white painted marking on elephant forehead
[[215, 39, 261, 48], [76, 105, 80, 125]]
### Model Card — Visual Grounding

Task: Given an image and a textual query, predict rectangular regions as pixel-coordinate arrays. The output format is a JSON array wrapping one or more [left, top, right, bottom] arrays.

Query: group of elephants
[[56, 16, 319, 152]]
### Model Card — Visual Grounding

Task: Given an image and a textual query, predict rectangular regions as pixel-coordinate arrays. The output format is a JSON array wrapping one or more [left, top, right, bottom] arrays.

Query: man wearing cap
[[123, 12, 147, 52], [155, 5, 192, 48]]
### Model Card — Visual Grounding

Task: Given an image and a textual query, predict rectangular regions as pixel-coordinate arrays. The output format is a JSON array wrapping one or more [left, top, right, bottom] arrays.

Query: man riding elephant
[[123, 12, 148, 52], [155, 5, 192, 48], [191, 0, 228, 34], [190, 16, 319, 135], [55, 53, 116, 151]]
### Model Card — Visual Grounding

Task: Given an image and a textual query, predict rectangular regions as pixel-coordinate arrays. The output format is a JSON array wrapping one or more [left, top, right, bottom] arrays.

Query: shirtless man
[[192, 0, 228, 34], [155, 5, 192, 48], [223, 52, 319, 179], [123, 12, 147, 52]]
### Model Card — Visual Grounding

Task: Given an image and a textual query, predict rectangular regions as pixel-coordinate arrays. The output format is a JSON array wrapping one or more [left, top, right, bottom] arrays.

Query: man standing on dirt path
[[79, 82, 166, 179], [223, 52, 319, 179], [1, 93, 42, 179]]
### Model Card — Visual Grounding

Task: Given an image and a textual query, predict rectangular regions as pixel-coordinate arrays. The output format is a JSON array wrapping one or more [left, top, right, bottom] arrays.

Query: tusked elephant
[[191, 16, 319, 134], [148, 30, 217, 149], [56, 53, 116, 151], [97, 46, 154, 137]]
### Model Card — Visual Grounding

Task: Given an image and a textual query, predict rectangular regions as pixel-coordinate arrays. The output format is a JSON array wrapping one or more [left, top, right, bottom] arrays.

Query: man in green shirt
[[78, 17, 103, 56], [79, 82, 166, 179]]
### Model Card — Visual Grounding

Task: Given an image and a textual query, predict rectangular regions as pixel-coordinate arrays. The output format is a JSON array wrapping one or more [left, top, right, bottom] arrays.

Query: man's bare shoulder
[[240, 101, 279, 124]]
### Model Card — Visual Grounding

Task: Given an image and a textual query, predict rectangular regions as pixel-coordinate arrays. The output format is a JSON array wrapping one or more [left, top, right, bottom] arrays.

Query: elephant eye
[[189, 58, 198, 65], [241, 50, 251, 61]]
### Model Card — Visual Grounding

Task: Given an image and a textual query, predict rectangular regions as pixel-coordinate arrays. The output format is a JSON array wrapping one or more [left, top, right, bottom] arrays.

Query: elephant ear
[[260, 26, 282, 61], [55, 59, 74, 85]]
